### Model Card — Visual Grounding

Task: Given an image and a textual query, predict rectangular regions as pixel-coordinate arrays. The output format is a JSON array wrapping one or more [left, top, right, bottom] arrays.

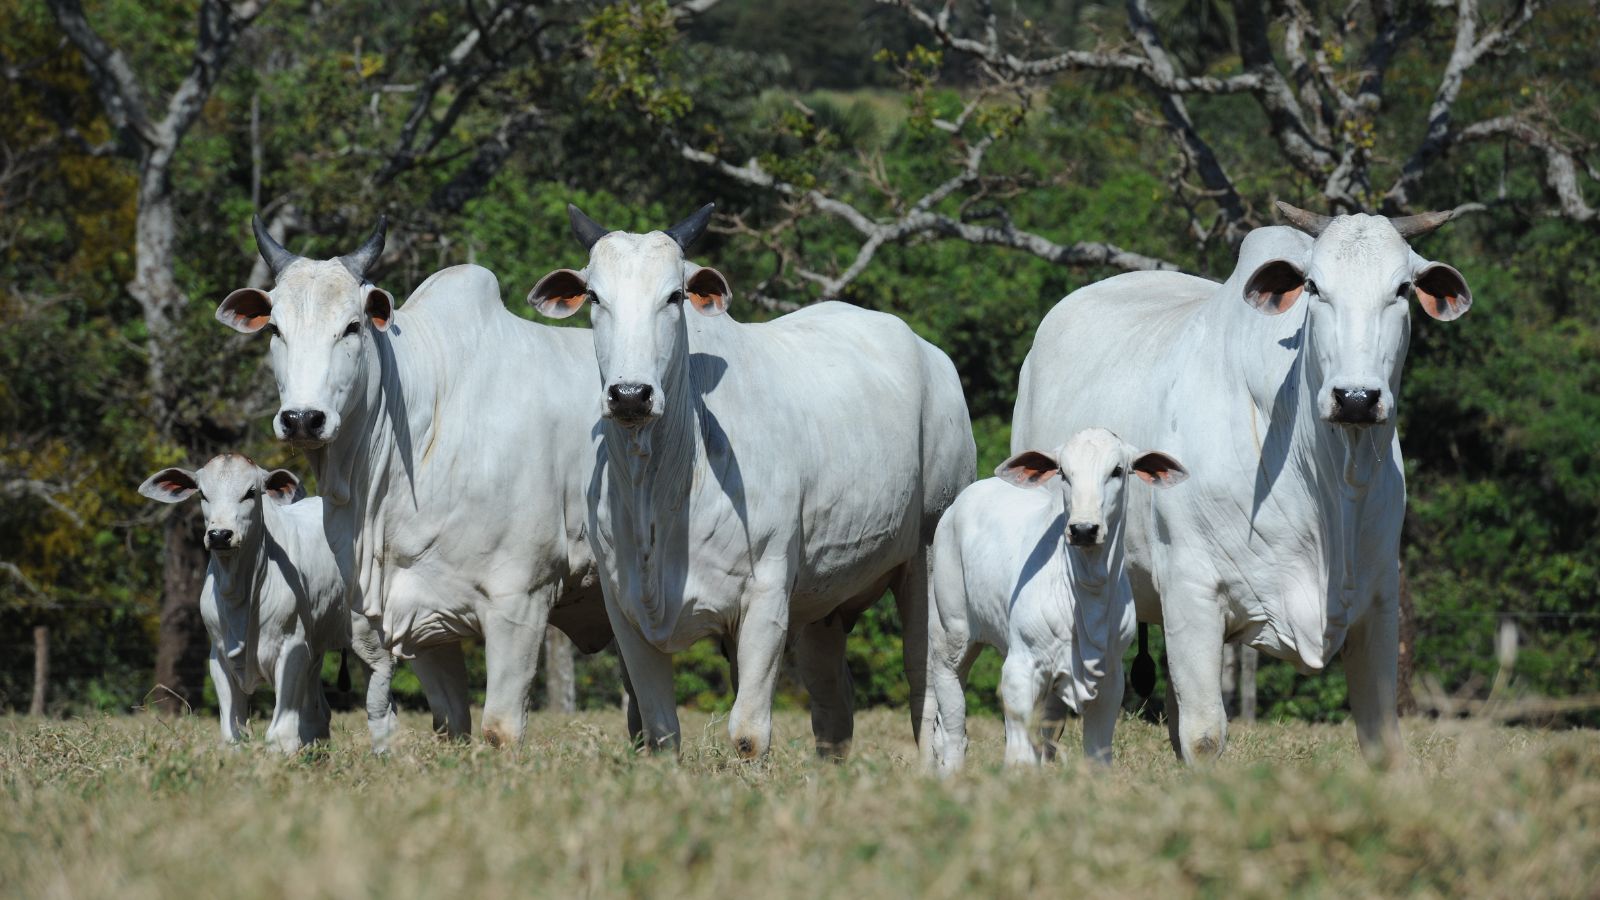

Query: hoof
[[734, 736, 758, 759], [1190, 735, 1221, 760], [482, 724, 511, 748]]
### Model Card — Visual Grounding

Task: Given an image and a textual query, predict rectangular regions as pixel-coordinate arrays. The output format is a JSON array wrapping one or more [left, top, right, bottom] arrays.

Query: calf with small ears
[[926, 428, 1187, 772], [140, 454, 398, 753]]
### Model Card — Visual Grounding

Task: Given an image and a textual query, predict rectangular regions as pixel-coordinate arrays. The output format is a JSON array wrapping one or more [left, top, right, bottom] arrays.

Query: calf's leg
[[999, 653, 1045, 767]]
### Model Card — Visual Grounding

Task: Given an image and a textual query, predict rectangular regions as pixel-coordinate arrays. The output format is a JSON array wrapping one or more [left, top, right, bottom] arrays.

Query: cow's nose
[[1331, 388, 1381, 424], [607, 383, 654, 420], [206, 529, 235, 549], [279, 408, 327, 441], [1068, 523, 1100, 546]]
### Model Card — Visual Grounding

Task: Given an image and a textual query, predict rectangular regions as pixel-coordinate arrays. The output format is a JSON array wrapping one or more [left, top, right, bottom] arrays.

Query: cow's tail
[[337, 650, 352, 693], [1131, 623, 1157, 698]]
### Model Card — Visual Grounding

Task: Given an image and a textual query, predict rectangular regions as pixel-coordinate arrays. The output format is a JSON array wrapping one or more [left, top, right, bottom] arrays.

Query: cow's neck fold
[[1054, 500, 1128, 711], [604, 343, 699, 636], [313, 328, 408, 619]]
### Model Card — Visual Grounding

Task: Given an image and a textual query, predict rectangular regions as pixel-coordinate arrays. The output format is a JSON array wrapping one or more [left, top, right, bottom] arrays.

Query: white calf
[[928, 428, 1186, 771], [140, 455, 393, 752]]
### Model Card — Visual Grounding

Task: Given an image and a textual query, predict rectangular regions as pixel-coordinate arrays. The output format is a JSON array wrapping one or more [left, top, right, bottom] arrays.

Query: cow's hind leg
[[892, 552, 934, 749], [1036, 691, 1070, 763], [481, 592, 553, 747], [1344, 584, 1404, 769], [412, 642, 472, 740], [795, 612, 854, 761]]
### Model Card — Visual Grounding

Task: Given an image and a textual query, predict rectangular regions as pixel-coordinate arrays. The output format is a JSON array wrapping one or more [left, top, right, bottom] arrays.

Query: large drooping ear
[[527, 269, 589, 319], [995, 450, 1061, 488], [262, 469, 304, 505], [1130, 451, 1188, 487], [685, 267, 730, 317], [1412, 261, 1472, 321], [216, 288, 274, 333], [139, 468, 200, 504], [1242, 259, 1306, 315], [365, 286, 394, 331]]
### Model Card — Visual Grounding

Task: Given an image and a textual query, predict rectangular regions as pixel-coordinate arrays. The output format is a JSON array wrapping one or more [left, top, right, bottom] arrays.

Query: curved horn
[[338, 215, 388, 281], [664, 203, 715, 251], [1386, 209, 1457, 239], [567, 204, 610, 250], [1275, 201, 1335, 237], [251, 213, 301, 280]]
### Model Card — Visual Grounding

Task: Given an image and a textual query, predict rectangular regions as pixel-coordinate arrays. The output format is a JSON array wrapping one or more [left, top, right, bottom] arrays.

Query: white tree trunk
[[544, 627, 576, 714]]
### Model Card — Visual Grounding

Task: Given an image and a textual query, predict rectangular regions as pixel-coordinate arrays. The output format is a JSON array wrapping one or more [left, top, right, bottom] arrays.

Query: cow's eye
[[1305, 279, 1321, 297], [266, 323, 280, 337], [343, 320, 362, 338], [668, 290, 685, 305], [243, 487, 255, 500], [1111, 466, 1124, 479], [1395, 282, 1411, 298], [587, 291, 600, 307]]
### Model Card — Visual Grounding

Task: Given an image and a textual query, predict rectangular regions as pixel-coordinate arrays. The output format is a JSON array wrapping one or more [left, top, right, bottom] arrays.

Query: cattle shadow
[[1250, 322, 1306, 521], [1009, 512, 1065, 611]]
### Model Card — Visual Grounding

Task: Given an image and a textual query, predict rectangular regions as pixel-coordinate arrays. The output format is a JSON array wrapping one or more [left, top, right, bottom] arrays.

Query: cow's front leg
[[609, 623, 679, 754], [1162, 584, 1227, 764], [794, 612, 854, 761], [349, 614, 398, 753], [480, 594, 553, 747], [208, 650, 248, 745], [1344, 585, 1404, 769], [999, 652, 1045, 766], [1036, 691, 1069, 763], [412, 642, 472, 740], [727, 583, 790, 760], [1079, 658, 1126, 766], [265, 640, 315, 753]]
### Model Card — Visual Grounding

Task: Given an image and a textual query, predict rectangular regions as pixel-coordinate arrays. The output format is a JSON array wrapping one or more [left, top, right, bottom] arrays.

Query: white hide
[[139, 455, 396, 752], [534, 220, 974, 759], [1012, 214, 1472, 766], [219, 254, 613, 747], [927, 429, 1185, 772]]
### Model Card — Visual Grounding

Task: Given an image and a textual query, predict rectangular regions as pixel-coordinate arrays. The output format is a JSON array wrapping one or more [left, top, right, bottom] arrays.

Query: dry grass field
[[2, 708, 1597, 899]]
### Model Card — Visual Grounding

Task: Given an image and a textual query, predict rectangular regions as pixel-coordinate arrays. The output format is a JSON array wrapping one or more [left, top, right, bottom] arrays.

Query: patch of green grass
[[2, 710, 1596, 898]]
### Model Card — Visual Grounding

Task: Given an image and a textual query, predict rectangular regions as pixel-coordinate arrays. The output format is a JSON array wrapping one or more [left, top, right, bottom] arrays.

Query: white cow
[[215, 218, 616, 746], [928, 428, 1187, 772], [1013, 204, 1472, 766], [530, 204, 975, 759], [139, 455, 398, 752]]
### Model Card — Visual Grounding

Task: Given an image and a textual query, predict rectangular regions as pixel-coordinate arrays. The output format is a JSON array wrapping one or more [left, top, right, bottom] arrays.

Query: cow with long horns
[[1013, 203, 1472, 767], [217, 217, 619, 746], [530, 204, 975, 760]]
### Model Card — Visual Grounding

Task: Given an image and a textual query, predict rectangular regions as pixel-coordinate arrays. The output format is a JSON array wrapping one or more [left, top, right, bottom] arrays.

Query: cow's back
[[1013, 270, 1217, 453]]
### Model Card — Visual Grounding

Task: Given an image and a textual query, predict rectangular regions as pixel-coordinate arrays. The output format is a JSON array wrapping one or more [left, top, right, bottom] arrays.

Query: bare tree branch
[[679, 142, 1179, 301], [1388, 0, 1543, 209], [1, 477, 85, 529]]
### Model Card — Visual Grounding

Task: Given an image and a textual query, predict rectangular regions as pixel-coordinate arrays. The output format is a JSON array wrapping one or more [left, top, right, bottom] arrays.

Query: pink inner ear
[[365, 288, 393, 330], [686, 268, 730, 315], [219, 288, 273, 332]]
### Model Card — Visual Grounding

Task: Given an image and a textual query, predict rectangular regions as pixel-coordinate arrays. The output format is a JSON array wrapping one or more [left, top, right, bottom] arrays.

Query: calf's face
[[998, 428, 1187, 549], [216, 218, 394, 447], [530, 204, 727, 426], [139, 455, 302, 555]]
